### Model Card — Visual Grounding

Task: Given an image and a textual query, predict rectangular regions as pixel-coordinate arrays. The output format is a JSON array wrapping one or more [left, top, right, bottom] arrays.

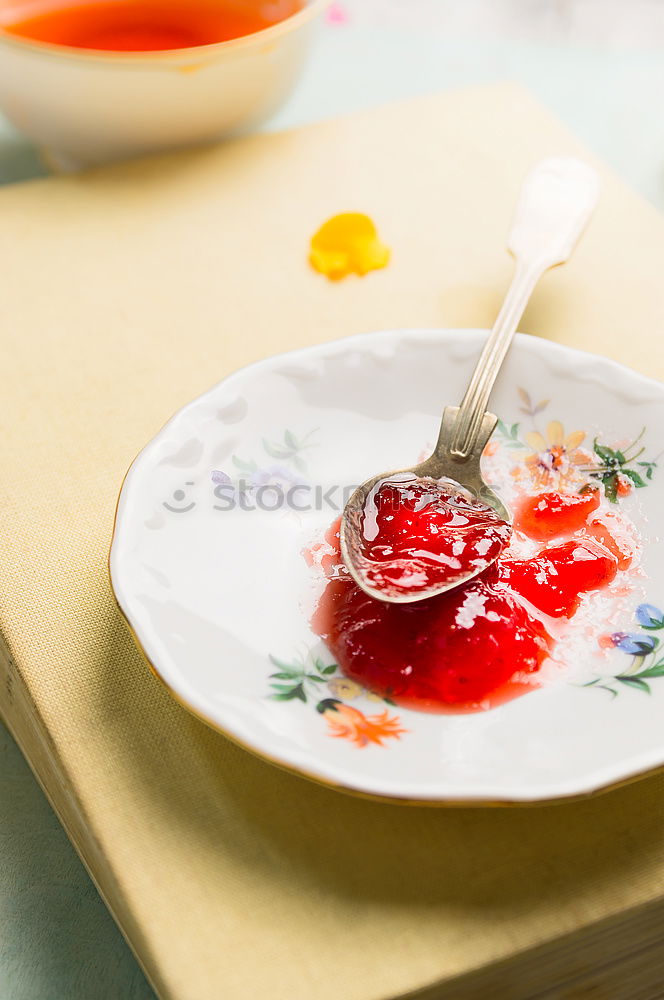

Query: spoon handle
[[449, 157, 600, 461]]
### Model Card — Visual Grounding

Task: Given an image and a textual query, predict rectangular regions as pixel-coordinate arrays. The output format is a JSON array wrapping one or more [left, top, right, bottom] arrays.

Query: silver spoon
[[341, 157, 600, 604]]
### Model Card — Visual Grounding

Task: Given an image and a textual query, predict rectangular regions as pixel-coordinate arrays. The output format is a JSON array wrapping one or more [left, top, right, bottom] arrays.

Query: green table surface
[[3, 3, 664, 997]]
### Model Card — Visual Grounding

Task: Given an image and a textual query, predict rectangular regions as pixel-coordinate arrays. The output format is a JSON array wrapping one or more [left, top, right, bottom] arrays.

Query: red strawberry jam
[[515, 487, 600, 540], [312, 477, 625, 711], [315, 568, 552, 711], [351, 475, 512, 599], [499, 539, 618, 618]]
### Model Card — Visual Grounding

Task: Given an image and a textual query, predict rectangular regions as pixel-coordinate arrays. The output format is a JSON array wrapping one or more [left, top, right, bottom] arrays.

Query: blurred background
[[2, 2, 663, 998], [4, 0, 664, 206]]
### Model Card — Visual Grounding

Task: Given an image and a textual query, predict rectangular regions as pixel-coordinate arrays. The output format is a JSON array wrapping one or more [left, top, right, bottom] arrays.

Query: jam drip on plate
[[351, 475, 512, 599], [313, 487, 629, 713], [515, 487, 600, 540], [500, 539, 618, 619]]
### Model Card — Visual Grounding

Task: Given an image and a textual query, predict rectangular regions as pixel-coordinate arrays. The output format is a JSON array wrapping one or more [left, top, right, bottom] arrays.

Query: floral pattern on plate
[[589, 604, 664, 697], [267, 650, 406, 748], [496, 390, 656, 501]]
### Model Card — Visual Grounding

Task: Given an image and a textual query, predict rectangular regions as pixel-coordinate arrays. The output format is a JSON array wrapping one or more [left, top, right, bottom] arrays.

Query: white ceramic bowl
[[0, 0, 327, 170], [110, 328, 664, 805]]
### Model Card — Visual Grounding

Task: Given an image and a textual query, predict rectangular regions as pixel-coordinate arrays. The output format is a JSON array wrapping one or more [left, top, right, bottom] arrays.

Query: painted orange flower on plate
[[319, 701, 406, 747], [266, 653, 406, 748]]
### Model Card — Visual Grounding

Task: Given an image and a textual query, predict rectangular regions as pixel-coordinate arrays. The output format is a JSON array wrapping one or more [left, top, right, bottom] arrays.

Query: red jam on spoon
[[352, 475, 512, 599], [313, 487, 627, 713]]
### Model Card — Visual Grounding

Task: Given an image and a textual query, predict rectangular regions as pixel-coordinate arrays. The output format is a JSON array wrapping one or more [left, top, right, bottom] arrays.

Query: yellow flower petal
[[546, 421, 564, 446], [327, 677, 362, 700], [564, 429, 586, 450], [309, 213, 391, 281], [525, 431, 546, 452]]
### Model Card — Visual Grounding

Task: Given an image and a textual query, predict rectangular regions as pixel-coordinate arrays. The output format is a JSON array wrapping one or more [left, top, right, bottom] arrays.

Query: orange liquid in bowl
[[3, 0, 304, 51]]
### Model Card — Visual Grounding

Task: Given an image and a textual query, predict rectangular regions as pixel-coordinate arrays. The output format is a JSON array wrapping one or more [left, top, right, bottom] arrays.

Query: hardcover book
[[1, 84, 664, 1000]]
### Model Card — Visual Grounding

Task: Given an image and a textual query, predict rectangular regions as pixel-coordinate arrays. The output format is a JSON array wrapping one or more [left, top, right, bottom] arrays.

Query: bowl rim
[[0, 0, 330, 65]]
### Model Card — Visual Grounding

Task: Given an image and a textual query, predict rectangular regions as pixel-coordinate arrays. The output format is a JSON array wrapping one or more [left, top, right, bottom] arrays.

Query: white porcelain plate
[[110, 330, 664, 804]]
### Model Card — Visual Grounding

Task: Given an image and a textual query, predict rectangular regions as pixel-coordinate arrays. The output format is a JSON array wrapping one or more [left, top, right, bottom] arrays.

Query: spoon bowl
[[340, 406, 510, 604]]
